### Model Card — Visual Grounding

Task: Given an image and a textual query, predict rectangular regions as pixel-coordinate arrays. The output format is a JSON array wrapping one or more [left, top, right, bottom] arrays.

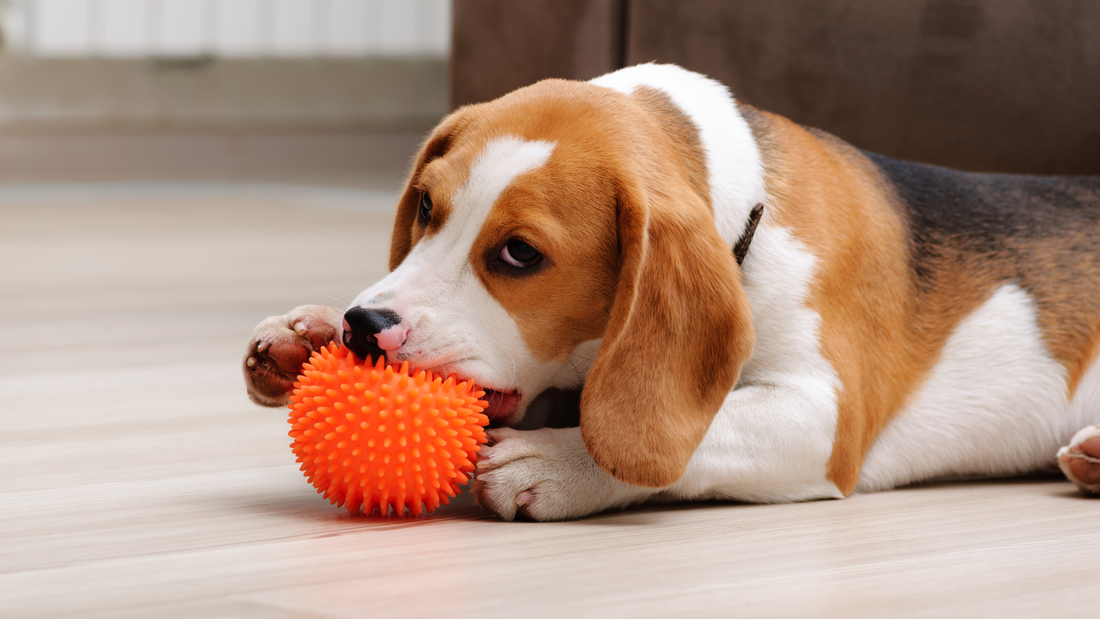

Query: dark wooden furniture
[[452, 0, 1100, 174]]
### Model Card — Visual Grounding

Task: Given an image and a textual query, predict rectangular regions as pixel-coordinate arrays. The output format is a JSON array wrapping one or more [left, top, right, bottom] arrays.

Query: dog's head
[[345, 77, 754, 487]]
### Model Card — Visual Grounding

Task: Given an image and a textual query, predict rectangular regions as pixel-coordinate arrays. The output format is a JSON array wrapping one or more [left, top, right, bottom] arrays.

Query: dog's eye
[[418, 192, 433, 224], [500, 239, 541, 268]]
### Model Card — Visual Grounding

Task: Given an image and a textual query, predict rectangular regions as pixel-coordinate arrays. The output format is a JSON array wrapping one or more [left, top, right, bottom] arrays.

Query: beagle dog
[[244, 63, 1100, 520]]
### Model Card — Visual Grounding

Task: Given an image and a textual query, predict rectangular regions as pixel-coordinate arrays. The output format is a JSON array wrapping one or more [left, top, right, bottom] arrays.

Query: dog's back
[[857, 154, 1100, 490]]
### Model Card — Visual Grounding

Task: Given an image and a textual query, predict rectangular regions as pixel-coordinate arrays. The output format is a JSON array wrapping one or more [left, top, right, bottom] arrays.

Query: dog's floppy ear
[[579, 175, 755, 488], [389, 115, 462, 270]]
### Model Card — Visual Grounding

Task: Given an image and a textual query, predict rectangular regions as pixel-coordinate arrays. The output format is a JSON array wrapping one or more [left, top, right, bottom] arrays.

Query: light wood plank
[[1, 189, 1097, 619]]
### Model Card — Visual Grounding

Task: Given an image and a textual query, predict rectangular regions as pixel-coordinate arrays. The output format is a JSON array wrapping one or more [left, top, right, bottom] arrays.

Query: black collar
[[733, 203, 764, 265]]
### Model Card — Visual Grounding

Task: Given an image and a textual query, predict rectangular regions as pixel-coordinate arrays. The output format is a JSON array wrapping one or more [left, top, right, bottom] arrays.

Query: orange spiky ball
[[287, 342, 489, 516]]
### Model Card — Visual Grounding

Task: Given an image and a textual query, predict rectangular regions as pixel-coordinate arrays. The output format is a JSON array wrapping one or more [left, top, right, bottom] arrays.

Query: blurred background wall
[[3, 0, 1098, 184], [452, 0, 1100, 176], [0, 0, 453, 188], [0, 0, 450, 131]]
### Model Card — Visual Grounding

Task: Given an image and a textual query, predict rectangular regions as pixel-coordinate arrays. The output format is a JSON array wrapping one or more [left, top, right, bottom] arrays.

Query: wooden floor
[[2, 181, 1098, 618]]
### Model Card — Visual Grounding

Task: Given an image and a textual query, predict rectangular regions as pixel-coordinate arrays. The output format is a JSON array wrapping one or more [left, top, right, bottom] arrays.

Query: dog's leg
[[474, 384, 842, 520], [1058, 425, 1100, 495], [660, 384, 846, 504], [473, 427, 656, 521], [243, 305, 343, 407]]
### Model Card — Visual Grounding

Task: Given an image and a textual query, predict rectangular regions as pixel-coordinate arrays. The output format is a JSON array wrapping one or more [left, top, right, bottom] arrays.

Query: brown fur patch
[[632, 86, 711, 212]]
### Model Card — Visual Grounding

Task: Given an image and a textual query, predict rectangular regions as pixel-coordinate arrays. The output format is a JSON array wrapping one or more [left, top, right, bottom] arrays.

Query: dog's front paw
[[243, 305, 343, 407], [1058, 425, 1100, 495], [472, 427, 649, 521]]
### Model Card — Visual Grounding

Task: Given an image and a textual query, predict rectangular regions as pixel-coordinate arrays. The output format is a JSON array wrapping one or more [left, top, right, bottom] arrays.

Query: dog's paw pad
[[244, 305, 343, 408], [1058, 426, 1100, 495]]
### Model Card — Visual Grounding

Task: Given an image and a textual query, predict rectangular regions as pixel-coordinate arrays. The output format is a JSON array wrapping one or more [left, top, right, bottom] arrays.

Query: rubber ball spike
[[288, 343, 490, 516]]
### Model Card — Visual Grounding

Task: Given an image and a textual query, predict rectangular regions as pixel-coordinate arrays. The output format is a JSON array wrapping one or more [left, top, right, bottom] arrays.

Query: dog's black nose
[[342, 307, 401, 363]]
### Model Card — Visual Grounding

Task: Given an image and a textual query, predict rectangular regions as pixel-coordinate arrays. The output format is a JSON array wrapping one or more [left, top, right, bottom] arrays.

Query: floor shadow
[[234, 467, 1095, 530], [237, 478, 496, 529], [506, 497, 754, 527]]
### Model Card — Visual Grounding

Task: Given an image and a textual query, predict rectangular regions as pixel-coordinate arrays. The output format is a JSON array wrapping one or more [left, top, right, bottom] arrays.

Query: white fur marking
[[454, 136, 556, 237], [857, 283, 1090, 491]]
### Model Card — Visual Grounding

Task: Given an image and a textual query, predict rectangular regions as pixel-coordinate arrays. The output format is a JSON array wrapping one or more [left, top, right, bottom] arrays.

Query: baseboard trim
[[0, 56, 447, 132]]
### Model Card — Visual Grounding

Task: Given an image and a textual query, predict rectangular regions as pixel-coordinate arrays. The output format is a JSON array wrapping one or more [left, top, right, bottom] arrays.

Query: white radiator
[[0, 0, 451, 58]]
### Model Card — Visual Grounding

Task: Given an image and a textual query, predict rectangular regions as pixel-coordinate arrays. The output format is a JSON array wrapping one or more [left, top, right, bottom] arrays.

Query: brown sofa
[[452, 0, 1100, 175]]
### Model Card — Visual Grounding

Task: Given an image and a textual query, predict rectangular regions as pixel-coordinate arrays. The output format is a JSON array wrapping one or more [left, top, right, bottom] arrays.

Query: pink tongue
[[375, 324, 408, 350], [483, 390, 520, 419]]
